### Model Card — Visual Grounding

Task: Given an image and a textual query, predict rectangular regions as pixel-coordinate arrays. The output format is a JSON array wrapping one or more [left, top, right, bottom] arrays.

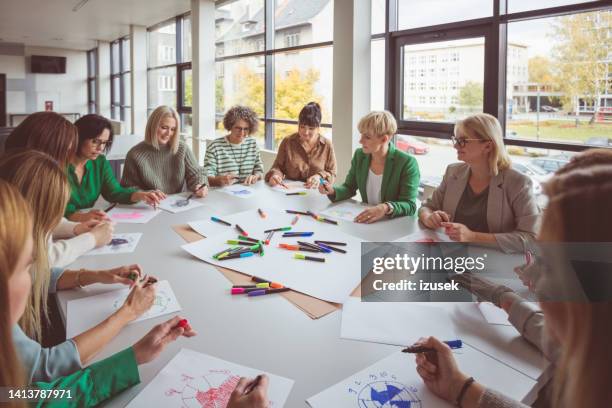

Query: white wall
[[0, 43, 87, 121]]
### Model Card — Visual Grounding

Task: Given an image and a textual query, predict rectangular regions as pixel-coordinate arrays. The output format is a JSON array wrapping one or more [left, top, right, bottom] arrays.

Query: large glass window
[[397, 0, 492, 30], [86, 49, 97, 113], [506, 0, 597, 14], [110, 37, 131, 133], [215, 0, 334, 150]]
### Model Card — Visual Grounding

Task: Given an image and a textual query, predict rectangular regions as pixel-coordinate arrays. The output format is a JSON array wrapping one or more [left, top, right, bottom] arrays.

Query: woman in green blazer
[[319, 111, 420, 223]]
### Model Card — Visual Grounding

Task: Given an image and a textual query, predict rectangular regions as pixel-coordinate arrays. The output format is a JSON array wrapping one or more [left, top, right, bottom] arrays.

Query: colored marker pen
[[211, 216, 232, 226], [294, 253, 325, 262]]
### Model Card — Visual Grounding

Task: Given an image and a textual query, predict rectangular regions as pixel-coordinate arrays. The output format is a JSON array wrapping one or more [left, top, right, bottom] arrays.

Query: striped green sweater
[[203, 136, 264, 179], [121, 140, 207, 193]]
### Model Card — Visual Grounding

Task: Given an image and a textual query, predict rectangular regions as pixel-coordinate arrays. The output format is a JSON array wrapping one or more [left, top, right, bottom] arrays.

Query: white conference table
[[56, 182, 541, 407]]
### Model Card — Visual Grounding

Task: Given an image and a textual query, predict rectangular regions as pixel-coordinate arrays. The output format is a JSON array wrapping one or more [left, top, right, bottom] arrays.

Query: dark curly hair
[[223, 105, 259, 134], [74, 114, 114, 154], [298, 102, 321, 128]]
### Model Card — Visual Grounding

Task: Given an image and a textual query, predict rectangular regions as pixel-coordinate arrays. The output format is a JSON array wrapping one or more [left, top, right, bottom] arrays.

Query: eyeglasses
[[232, 126, 250, 133], [451, 136, 484, 148], [91, 138, 109, 148]]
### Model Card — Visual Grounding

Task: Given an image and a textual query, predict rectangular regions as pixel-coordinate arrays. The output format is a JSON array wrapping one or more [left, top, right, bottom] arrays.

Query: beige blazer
[[420, 162, 540, 253]]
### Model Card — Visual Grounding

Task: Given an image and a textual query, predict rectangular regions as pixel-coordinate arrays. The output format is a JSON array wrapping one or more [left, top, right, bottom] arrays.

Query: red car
[[395, 135, 429, 155]]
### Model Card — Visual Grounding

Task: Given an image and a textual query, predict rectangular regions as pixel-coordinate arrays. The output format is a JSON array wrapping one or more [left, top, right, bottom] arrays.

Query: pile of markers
[[278, 240, 347, 263], [230, 276, 291, 297], [212, 235, 266, 261], [286, 209, 338, 225]]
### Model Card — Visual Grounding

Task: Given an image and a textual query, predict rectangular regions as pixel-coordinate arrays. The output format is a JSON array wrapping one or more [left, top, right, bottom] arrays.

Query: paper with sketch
[[126, 348, 294, 408], [66, 280, 180, 338], [107, 204, 161, 224], [337, 301, 548, 380], [84, 233, 142, 256], [341, 297, 456, 345], [182, 208, 363, 304], [158, 194, 204, 214], [307, 347, 537, 407], [319, 201, 372, 222], [478, 302, 512, 326], [217, 184, 256, 199], [269, 179, 309, 194]]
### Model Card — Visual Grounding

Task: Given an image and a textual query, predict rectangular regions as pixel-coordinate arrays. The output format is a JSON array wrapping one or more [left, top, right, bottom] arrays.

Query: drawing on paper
[[348, 372, 422, 408], [164, 370, 241, 408], [113, 290, 172, 316], [107, 235, 137, 251], [110, 212, 144, 220], [230, 189, 252, 196]]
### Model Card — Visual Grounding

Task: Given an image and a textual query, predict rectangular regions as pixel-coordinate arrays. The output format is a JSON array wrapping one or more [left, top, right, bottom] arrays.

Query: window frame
[[86, 48, 97, 113], [110, 37, 132, 127]]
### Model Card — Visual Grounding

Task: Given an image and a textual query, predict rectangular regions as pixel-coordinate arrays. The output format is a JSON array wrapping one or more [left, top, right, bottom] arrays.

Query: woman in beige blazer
[[419, 113, 540, 253]]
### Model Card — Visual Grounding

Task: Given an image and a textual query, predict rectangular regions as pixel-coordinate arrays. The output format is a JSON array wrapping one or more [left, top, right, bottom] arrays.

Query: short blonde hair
[[358, 111, 397, 138], [145, 106, 181, 154], [454, 113, 511, 176]]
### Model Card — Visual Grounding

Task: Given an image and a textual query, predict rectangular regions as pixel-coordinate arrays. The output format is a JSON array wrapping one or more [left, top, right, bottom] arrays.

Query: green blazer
[[331, 143, 420, 217]]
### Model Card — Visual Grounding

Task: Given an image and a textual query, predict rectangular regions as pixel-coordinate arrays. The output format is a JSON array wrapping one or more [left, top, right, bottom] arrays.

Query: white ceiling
[[0, 0, 192, 50]]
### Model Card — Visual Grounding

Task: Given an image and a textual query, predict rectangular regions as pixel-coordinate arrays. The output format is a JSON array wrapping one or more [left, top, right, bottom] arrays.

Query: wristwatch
[[384, 202, 393, 215]]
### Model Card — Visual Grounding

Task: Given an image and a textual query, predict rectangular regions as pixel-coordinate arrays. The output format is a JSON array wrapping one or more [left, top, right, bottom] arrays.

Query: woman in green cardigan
[[319, 111, 420, 223], [66, 115, 165, 222]]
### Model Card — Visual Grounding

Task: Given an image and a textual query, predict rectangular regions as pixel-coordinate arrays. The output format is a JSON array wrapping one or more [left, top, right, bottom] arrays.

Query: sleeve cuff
[[508, 300, 542, 334], [49, 268, 66, 294]]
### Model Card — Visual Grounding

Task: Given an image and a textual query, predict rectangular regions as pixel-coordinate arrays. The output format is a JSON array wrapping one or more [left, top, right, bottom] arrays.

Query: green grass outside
[[507, 120, 612, 143]]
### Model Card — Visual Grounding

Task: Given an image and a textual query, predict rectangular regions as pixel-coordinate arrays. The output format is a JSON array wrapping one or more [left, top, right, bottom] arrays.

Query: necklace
[[226, 136, 248, 176]]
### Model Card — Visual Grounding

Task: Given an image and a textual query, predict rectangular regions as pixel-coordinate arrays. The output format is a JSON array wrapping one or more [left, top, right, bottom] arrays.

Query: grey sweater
[[121, 140, 207, 194]]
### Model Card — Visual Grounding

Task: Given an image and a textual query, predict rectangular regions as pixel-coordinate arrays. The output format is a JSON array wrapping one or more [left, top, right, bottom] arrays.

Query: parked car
[[585, 137, 612, 147], [512, 163, 545, 195], [396, 135, 429, 155], [530, 156, 570, 174]]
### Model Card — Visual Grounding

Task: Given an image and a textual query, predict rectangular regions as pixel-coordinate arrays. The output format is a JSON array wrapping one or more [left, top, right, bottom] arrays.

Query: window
[[506, 0, 596, 14], [110, 37, 131, 133], [215, 0, 334, 150], [86, 49, 97, 113], [397, 0, 493, 30]]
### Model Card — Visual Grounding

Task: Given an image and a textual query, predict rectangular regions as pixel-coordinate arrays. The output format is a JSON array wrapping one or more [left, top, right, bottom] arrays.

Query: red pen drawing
[[165, 370, 240, 408]]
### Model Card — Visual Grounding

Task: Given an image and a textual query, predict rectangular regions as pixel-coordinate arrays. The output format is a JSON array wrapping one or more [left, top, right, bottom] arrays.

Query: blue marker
[[401, 339, 463, 353], [211, 216, 232, 226], [319, 177, 327, 185], [218, 251, 254, 261], [282, 232, 314, 237]]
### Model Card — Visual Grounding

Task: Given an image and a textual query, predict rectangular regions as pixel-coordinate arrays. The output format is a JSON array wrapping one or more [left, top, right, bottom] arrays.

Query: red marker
[[177, 319, 189, 329]]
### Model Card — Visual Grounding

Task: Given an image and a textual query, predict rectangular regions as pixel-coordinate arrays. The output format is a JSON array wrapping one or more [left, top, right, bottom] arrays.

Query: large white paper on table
[[269, 179, 309, 194], [84, 233, 142, 256], [319, 201, 372, 222], [393, 228, 453, 243], [307, 347, 537, 408], [188, 218, 234, 239], [126, 348, 294, 408], [158, 194, 205, 214], [66, 280, 181, 338], [217, 184, 257, 199], [337, 301, 548, 380], [182, 208, 363, 304], [478, 302, 512, 326], [341, 298, 457, 346], [107, 203, 161, 224]]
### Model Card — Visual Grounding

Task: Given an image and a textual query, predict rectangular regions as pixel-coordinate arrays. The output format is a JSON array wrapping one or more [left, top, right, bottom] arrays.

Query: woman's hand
[[120, 278, 157, 321], [414, 337, 471, 402], [243, 175, 259, 185], [227, 375, 270, 408], [96, 264, 143, 286], [304, 175, 320, 189], [73, 219, 101, 235], [318, 181, 334, 195], [90, 222, 114, 247], [267, 174, 284, 187], [441, 222, 475, 242], [132, 190, 166, 207], [451, 271, 514, 307], [423, 210, 450, 229], [193, 185, 208, 198], [70, 210, 110, 223], [218, 173, 238, 186], [355, 204, 387, 224], [132, 316, 197, 365]]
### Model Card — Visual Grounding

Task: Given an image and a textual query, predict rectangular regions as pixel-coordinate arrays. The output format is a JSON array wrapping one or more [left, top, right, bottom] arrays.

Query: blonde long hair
[[145, 106, 181, 154], [454, 113, 511, 176], [0, 180, 32, 406], [539, 165, 612, 407], [0, 151, 70, 340]]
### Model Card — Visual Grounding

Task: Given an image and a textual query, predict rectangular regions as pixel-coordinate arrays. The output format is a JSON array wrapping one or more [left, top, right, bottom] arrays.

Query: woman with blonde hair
[[412, 165, 612, 407], [0, 180, 206, 407], [121, 105, 208, 197], [0, 150, 158, 383], [419, 113, 539, 253]]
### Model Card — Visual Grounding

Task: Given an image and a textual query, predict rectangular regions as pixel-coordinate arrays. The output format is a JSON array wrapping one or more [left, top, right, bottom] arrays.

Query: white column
[[191, 0, 216, 163], [96, 41, 111, 118], [332, 0, 372, 181], [130, 25, 148, 135]]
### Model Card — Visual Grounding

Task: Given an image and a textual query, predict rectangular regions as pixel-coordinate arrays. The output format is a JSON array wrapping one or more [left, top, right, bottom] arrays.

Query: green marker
[[127, 271, 138, 281], [255, 282, 270, 288], [294, 253, 325, 262]]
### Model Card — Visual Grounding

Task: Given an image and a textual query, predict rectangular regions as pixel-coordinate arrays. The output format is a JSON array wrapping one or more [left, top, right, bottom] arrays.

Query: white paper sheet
[[307, 347, 537, 408], [188, 218, 234, 239], [182, 209, 363, 304], [393, 229, 453, 243], [126, 348, 294, 408], [337, 301, 548, 380], [84, 233, 142, 256], [269, 179, 310, 194], [478, 302, 512, 326], [341, 298, 457, 345], [158, 194, 205, 214], [319, 201, 372, 222], [66, 280, 181, 338], [217, 184, 256, 199], [107, 204, 161, 224]]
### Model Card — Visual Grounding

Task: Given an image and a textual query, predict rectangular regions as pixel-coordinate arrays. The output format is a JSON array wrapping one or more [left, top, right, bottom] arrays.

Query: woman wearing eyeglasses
[[419, 113, 539, 253], [121, 106, 208, 196], [203, 105, 264, 186], [65, 114, 165, 223]]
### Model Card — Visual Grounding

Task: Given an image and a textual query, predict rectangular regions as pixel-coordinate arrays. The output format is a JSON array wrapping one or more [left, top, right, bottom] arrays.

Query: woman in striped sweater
[[121, 106, 208, 197], [203, 105, 264, 187]]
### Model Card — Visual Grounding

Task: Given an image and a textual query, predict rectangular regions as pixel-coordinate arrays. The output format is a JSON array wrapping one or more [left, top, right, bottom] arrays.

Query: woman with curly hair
[[204, 105, 264, 186]]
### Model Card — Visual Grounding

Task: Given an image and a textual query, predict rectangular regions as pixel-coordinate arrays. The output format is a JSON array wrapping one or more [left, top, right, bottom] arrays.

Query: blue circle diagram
[[357, 381, 422, 408]]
